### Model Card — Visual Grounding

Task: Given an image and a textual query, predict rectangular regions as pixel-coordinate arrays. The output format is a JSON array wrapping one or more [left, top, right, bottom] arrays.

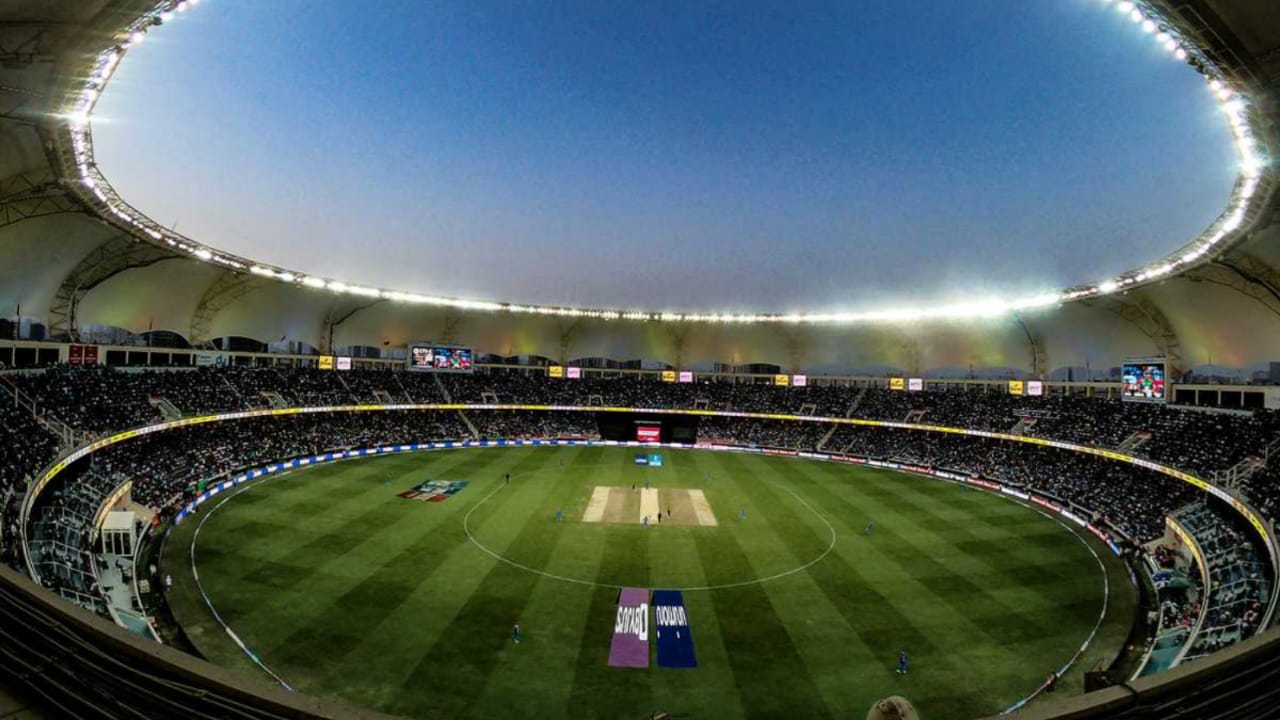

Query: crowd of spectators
[[0, 392, 60, 565], [470, 411, 599, 440], [1175, 502, 1271, 661], [3, 366, 1279, 654]]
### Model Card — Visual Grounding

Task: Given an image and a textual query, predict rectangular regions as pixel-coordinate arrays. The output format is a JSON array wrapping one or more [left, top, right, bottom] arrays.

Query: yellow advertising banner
[[774, 374, 790, 386], [548, 365, 564, 378], [318, 356, 334, 370], [889, 377, 905, 391], [1008, 380, 1024, 396], [661, 370, 677, 383]]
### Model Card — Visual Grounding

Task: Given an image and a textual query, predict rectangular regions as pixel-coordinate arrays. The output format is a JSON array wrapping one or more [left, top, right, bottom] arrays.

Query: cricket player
[[513, 623, 521, 644], [555, 507, 563, 523], [897, 650, 908, 674], [865, 522, 873, 536]]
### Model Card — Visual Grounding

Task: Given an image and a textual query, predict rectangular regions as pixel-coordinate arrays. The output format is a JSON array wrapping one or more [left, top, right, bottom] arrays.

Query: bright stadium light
[[48, 0, 1276, 327]]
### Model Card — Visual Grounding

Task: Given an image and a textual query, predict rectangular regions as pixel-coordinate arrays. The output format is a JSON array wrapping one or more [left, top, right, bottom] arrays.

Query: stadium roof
[[30, 0, 1280, 323], [1, 1, 1279, 375]]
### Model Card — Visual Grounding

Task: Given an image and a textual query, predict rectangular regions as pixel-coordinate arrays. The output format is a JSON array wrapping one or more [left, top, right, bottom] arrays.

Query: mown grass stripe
[[242, 452, 528, 674], [695, 530, 833, 720], [385, 449, 582, 719]]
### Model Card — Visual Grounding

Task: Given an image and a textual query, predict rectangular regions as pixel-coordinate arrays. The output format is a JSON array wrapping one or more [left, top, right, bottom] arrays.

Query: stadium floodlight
[[47, 0, 1277, 328]]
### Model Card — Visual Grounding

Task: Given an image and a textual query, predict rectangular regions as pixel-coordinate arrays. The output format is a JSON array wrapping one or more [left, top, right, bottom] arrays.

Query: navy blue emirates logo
[[652, 590, 697, 668]]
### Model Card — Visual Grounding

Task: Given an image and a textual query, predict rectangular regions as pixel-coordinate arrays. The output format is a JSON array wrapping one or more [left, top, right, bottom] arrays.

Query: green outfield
[[162, 446, 1136, 720]]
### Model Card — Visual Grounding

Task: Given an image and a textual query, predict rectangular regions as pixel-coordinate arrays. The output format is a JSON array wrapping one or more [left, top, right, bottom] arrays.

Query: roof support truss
[[1094, 291, 1185, 377], [0, 170, 79, 230], [189, 273, 264, 348], [1183, 254, 1280, 319], [47, 234, 176, 341]]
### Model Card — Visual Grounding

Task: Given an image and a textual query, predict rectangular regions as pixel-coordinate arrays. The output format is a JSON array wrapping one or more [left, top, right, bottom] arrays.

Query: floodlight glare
[[46, 0, 1276, 327]]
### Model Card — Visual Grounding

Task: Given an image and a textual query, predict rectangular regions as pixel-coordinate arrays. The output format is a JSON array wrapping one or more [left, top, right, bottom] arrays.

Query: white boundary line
[[181, 443, 1116, 711], [928, 478, 1112, 715], [188, 472, 298, 692]]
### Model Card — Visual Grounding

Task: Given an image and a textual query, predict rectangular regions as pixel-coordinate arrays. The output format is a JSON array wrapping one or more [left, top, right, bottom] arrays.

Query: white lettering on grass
[[655, 605, 688, 627], [614, 603, 649, 641]]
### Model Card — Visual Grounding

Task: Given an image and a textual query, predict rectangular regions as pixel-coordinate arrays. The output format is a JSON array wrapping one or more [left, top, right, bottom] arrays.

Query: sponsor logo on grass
[[608, 588, 650, 668], [399, 479, 469, 502], [653, 590, 697, 668]]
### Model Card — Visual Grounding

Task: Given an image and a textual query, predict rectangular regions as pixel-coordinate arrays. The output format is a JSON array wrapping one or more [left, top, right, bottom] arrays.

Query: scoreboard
[[407, 344, 474, 373]]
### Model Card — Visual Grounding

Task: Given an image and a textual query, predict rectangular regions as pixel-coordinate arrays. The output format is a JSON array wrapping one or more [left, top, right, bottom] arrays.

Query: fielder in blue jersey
[[513, 623, 521, 644], [865, 522, 873, 536], [897, 650, 908, 674]]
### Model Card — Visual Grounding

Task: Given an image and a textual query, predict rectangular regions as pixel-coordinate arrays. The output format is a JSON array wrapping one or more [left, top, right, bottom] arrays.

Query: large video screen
[[1121, 359, 1167, 403], [407, 344, 474, 373]]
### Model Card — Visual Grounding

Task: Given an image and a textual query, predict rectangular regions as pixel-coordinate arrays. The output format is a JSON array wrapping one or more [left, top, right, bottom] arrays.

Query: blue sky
[[93, 0, 1238, 311]]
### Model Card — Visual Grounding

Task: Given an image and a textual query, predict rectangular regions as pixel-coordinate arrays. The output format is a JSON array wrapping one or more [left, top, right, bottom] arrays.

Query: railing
[[1166, 513, 1211, 669]]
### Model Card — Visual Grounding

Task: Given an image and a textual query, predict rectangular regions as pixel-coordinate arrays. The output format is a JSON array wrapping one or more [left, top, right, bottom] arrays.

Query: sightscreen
[[407, 344, 474, 373], [1121, 358, 1167, 403]]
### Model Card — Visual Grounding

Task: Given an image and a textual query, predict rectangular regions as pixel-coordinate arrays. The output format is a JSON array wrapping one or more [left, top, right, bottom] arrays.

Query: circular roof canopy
[[75, 0, 1265, 322]]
